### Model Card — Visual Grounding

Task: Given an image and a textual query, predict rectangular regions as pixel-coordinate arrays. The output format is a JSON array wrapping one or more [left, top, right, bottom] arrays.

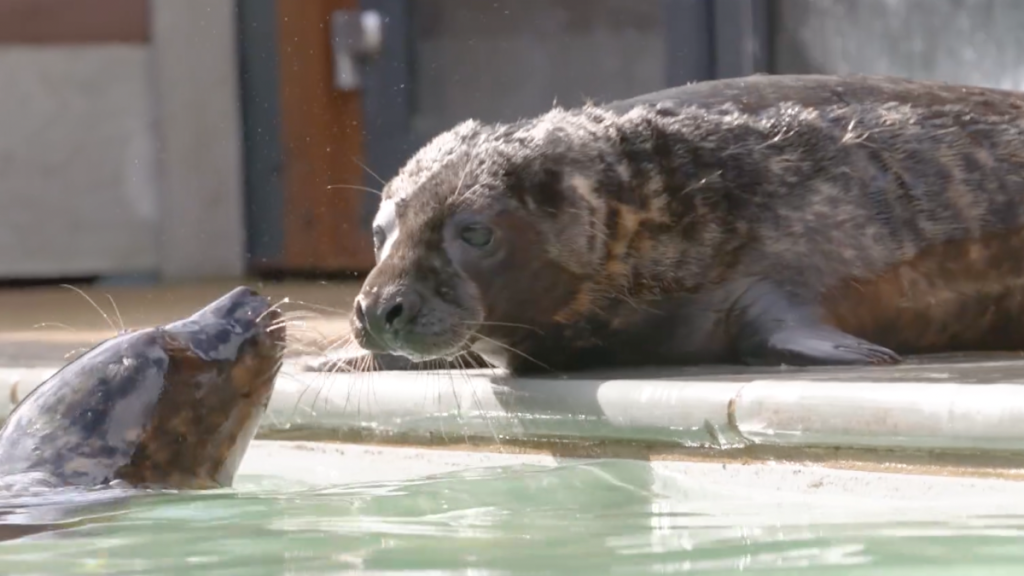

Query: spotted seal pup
[[0, 286, 285, 492], [320, 73, 1024, 375]]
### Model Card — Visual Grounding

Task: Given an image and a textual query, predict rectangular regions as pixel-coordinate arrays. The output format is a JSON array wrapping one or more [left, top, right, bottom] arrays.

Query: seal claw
[[744, 325, 902, 367]]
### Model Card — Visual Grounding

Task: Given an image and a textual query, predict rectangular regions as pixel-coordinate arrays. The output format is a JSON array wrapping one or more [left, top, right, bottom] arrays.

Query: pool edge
[[5, 360, 1024, 478]]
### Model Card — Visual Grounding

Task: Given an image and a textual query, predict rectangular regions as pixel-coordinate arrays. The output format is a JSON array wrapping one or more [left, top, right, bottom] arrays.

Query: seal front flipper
[[731, 281, 902, 367], [739, 324, 902, 366]]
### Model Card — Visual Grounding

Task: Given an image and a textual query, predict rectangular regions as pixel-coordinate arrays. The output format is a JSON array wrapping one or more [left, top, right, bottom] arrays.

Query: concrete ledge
[[237, 440, 1024, 512], [5, 355, 1024, 461]]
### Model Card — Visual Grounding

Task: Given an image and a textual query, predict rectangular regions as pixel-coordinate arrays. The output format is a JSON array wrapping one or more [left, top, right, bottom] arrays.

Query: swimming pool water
[[3, 443, 1024, 575]]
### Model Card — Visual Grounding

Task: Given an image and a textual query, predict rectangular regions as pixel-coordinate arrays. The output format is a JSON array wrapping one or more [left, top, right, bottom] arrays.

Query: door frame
[[239, 0, 375, 276], [238, 0, 773, 275]]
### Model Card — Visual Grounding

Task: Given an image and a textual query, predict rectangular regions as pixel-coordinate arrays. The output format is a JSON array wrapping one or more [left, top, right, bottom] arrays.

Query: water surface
[[2, 454, 1024, 575]]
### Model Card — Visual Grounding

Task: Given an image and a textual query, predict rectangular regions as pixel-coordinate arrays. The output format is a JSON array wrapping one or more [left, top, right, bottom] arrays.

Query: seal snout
[[358, 285, 424, 344], [163, 285, 285, 363]]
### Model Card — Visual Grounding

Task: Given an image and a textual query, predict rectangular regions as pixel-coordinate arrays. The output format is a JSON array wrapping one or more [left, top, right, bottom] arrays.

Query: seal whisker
[[296, 337, 359, 413], [279, 362, 326, 421], [285, 299, 350, 316], [308, 370, 331, 416], [461, 320, 544, 335], [256, 297, 293, 323], [316, 360, 338, 415], [340, 353, 377, 417], [32, 322, 78, 332], [59, 284, 118, 335], [317, 336, 363, 364], [288, 342, 329, 357], [326, 183, 382, 196], [337, 357, 363, 415], [430, 357, 463, 444], [268, 318, 318, 337], [276, 311, 324, 323], [277, 318, 324, 333], [326, 349, 378, 416], [278, 317, 328, 337], [103, 293, 127, 333], [295, 334, 376, 417], [290, 373, 324, 417], [268, 319, 317, 338], [62, 347, 90, 360], [472, 333, 554, 372], [452, 353, 502, 446], [426, 367, 450, 444], [353, 156, 388, 187], [285, 326, 335, 351]]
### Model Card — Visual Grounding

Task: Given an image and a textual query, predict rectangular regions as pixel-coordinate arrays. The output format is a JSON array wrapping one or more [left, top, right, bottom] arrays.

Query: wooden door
[[263, 0, 376, 274]]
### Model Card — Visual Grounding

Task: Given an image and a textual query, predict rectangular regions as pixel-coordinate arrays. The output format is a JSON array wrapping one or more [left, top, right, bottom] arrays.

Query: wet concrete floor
[[0, 279, 360, 366]]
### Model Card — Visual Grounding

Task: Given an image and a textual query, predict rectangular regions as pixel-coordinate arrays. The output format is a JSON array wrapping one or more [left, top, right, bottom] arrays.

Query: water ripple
[[2, 459, 1024, 575]]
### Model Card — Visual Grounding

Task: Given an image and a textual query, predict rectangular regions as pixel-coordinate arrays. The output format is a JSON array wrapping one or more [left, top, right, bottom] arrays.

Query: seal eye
[[372, 225, 386, 252], [459, 224, 494, 248]]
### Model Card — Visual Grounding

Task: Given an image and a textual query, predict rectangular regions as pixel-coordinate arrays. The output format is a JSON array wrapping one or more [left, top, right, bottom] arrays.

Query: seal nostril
[[384, 302, 404, 327], [379, 289, 422, 333], [354, 299, 367, 326]]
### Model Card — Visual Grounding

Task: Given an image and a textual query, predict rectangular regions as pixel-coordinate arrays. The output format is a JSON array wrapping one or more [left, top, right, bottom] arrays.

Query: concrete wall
[[0, 0, 245, 282], [410, 0, 667, 138], [774, 0, 1024, 90], [150, 0, 246, 280], [0, 45, 158, 279]]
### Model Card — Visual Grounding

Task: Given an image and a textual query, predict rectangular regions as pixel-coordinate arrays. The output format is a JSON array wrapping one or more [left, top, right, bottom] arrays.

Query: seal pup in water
[[322, 73, 1024, 375], [0, 286, 286, 491]]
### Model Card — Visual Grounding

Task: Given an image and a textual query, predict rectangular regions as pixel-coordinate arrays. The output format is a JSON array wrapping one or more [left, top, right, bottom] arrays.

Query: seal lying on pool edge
[[0, 286, 285, 491], [312, 73, 1024, 376]]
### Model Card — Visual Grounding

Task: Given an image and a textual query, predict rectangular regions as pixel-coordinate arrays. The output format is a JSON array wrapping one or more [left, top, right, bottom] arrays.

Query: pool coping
[[5, 355, 1024, 469]]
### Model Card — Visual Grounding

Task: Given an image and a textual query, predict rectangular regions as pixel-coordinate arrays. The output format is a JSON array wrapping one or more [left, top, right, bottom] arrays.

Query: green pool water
[[2, 445, 1024, 575]]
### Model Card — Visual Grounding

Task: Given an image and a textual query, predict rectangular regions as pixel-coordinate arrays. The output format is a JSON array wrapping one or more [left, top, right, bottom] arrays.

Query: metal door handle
[[330, 9, 384, 91]]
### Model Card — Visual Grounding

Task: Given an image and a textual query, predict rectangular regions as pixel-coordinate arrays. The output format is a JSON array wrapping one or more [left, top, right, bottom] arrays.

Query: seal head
[[350, 118, 604, 368], [0, 286, 285, 490]]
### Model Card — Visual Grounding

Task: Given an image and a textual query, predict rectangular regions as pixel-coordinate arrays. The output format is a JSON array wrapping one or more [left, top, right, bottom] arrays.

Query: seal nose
[[363, 287, 423, 338]]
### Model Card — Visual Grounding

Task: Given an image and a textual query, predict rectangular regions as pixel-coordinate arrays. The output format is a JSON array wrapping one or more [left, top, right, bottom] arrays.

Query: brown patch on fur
[[823, 229, 1024, 355], [554, 193, 673, 324], [115, 325, 282, 488]]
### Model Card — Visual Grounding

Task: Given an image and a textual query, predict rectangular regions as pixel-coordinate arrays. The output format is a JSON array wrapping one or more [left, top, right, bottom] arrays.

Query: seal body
[[0, 286, 285, 490], [336, 73, 1024, 375]]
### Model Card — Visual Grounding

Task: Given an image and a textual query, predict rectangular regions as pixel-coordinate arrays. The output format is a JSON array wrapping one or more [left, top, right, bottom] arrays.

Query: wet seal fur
[[323, 73, 1024, 376], [0, 286, 285, 491]]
